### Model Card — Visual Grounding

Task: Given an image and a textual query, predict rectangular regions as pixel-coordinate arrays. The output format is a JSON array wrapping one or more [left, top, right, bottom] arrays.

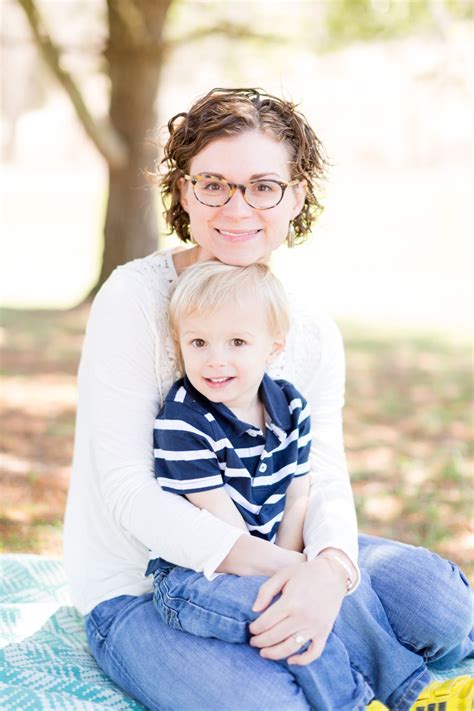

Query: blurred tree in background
[[14, 0, 472, 293]]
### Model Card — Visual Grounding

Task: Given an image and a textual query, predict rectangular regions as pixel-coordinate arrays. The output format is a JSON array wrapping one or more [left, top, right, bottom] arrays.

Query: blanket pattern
[[0, 556, 144, 710]]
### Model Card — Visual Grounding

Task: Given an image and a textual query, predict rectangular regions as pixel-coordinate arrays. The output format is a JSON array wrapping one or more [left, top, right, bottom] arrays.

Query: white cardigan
[[63, 249, 360, 615]]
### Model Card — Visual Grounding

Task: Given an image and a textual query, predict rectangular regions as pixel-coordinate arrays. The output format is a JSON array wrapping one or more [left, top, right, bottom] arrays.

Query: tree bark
[[16, 0, 128, 169], [95, 0, 172, 292]]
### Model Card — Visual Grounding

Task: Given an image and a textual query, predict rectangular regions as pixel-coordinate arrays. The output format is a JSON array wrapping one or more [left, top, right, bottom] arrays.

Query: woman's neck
[[172, 245, 203, 275]]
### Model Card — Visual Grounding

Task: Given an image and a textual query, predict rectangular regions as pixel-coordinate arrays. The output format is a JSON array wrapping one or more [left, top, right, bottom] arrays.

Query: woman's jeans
[[84, 535, 473, 711]]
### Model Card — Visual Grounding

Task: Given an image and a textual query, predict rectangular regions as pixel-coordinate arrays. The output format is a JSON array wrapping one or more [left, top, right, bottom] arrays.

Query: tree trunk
[[95, 0, 172, 293]]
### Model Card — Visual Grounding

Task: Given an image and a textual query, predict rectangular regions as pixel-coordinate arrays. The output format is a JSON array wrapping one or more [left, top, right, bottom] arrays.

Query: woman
[[63, 88, 472, 710]]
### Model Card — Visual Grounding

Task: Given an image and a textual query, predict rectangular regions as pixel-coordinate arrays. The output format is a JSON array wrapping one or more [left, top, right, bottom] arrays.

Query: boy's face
[[178, 300, 284, 412]]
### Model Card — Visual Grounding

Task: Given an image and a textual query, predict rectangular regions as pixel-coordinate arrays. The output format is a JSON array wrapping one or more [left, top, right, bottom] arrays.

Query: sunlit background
[[1, 1, 473, 576]]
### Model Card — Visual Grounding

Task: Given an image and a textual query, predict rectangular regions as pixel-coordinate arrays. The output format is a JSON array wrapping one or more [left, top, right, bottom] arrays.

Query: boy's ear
[[267, 336, 286, 363]]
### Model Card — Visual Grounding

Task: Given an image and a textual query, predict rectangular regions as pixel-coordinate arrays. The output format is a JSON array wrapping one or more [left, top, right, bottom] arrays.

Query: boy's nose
[[206, 347, 227, 367]]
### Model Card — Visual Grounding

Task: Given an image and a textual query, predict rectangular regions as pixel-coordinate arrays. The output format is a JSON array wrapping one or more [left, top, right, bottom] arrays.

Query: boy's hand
[[248, 556, 348, 665]]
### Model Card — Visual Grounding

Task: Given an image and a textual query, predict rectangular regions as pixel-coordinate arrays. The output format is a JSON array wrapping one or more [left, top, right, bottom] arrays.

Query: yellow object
[[409, 675, 474, 711], [366, 702, 388, 710]]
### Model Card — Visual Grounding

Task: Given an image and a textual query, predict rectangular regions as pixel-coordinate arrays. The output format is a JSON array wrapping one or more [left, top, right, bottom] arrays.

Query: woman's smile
[[214, 227, 262, 242], [178, 130, 306, 266]]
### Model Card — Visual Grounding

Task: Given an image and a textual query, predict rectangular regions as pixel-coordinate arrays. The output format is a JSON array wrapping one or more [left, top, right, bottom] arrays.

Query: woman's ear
[[291, 179, 307, 219], [267, 336, 286, 363], [177, 176, 189, 212]]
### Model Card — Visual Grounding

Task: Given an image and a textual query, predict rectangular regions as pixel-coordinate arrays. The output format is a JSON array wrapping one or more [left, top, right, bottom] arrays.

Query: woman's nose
[[220, 187, 253, 216]]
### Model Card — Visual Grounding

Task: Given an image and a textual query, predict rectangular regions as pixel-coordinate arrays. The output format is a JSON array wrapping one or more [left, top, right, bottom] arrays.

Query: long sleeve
[[276, 305, 360, 587], [63, 261, 246, 613]]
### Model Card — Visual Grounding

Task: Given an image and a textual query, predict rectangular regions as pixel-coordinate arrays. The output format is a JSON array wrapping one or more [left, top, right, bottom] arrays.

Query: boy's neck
[[229, 395, 265, 431]]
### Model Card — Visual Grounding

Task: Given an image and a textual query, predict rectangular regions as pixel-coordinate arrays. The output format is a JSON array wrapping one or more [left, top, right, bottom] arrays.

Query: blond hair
[[169, 261, 290, 343]]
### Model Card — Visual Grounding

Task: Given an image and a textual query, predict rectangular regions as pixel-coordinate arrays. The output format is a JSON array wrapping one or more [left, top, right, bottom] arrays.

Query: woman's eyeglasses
[[184, 174, 299, 210]]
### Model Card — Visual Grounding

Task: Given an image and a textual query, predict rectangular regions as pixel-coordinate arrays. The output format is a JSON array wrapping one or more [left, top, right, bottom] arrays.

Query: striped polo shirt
[[153, 374, 311, 542]]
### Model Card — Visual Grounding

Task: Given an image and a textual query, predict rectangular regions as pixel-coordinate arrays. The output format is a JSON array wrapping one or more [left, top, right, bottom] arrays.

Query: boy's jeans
[[150, 562, 432, 710], [85, 535, 473, 711]]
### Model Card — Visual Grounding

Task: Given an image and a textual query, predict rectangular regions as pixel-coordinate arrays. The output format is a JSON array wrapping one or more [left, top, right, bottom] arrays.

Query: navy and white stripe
[[153, 374, 311, 542]]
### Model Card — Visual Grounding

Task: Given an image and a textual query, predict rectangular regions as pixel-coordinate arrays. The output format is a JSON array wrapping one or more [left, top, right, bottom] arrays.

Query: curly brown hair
[[157, 88, 328, 243]]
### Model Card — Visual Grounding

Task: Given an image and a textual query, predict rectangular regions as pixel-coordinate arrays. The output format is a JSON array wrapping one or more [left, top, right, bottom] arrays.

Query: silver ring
[[292, 632, 306, 647]]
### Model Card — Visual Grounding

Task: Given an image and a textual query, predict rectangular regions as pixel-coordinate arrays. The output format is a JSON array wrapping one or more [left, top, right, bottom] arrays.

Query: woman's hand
[[248, 556, 348, 665]]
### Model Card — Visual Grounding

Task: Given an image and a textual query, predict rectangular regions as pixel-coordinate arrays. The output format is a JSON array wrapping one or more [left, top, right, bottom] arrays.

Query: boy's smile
[[178, 300, 284, 416], [203, 376, 236, 387]]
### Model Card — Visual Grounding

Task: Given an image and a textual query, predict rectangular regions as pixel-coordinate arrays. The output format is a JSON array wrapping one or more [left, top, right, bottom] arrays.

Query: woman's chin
[[213, 247, 270, 267]]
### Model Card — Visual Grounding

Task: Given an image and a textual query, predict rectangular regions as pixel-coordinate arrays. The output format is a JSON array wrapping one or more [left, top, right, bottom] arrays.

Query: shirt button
[[259, 463, 267, 473]]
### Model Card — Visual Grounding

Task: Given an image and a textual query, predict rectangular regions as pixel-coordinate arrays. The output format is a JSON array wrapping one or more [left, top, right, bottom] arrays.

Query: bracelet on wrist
[[317, 552, 355, 595]]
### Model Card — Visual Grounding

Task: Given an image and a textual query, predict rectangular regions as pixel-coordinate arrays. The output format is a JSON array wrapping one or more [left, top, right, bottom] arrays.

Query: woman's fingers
[[252, 568, 291, 613], [257, 629, 316, 662], [249, 614, 295, 649], [248, 557, 348, 666], [249, 596, 288, 636], [287, 639, 325, 666]]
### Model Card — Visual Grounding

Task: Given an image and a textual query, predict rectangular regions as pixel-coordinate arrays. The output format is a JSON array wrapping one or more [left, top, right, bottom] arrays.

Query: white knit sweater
[[63, 249, 359, 615]]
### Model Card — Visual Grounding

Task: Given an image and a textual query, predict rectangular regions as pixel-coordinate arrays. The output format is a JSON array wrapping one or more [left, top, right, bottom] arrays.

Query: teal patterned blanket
[[0, 555, 471, 710], [0, 555, 144, 710]]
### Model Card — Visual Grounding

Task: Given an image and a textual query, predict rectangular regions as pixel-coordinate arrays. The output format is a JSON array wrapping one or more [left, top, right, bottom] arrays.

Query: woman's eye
[[202, 181, 224, 192], [191, 338, 206, 348], [253, 181, 277, 193], [231, 338, 246, 347]]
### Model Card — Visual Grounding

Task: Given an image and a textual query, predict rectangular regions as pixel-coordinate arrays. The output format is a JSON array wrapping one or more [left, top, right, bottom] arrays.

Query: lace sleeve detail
[[117, 250, 183, 405], [268, 299, 322, 389]]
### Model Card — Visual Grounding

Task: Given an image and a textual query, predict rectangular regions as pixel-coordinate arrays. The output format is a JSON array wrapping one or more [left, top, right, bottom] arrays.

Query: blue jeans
[[84, 535, 473, 711], [150, 562, 432, 710]]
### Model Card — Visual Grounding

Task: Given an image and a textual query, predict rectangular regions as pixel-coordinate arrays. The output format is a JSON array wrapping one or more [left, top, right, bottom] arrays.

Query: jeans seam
[[87, 598, 161, 710], [102, 634, 161, 710], [153, 586, 183, 629], [391, 669, 429, 711], [160, 593, 253, 631], [156, 576, 254, 626], [394, 633, 429, 662]]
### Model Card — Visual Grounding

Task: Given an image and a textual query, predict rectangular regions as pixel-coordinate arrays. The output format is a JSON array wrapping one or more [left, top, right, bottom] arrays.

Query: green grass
[[342, 322, 473, 579]]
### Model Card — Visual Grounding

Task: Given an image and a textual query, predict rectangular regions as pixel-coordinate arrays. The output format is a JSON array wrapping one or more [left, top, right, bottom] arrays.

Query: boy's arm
[[155, 404, 249, 533], [274, 475, 310, 552], [185, 489, 248, 533], [275, 389, 312, 552]]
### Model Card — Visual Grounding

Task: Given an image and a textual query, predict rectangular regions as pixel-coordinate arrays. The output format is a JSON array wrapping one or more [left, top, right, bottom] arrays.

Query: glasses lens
[[245, 180, 283, 209], [194, 176, 230, 206]]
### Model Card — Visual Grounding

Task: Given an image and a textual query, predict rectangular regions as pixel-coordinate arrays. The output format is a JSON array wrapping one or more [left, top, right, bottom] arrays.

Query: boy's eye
[[191, 338, 206, 348], [231, 338, 246, 347]]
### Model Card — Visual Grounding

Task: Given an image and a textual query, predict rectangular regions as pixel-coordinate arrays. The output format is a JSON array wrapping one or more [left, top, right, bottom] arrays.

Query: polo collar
[[182, 374, 290, 438]]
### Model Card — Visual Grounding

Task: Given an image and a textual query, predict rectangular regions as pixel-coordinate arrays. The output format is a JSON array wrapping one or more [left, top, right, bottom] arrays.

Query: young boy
[[145, 261, 469, 710], [146, 260, 312, 589]]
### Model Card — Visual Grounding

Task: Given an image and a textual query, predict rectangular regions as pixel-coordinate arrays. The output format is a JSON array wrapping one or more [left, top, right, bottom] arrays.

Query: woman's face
[[179, 130, 306, 266]]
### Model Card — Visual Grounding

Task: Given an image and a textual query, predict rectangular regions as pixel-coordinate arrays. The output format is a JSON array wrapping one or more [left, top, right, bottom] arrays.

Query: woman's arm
[[287, 308, 360, 587], [242, 306, 360, 665], [78, 268, 248, 578]]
